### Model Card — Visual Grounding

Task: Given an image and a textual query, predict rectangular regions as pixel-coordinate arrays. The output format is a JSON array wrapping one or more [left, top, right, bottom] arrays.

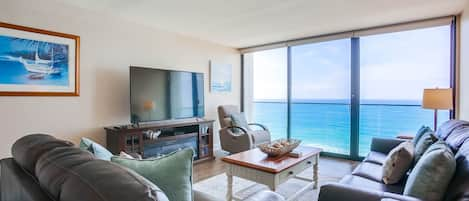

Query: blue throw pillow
[[404, 141, 456, 201], [411, 126, 433, 146], [79, 137, 113, 161], [413, 132, 438, 165], [111, 148, 194, 201]]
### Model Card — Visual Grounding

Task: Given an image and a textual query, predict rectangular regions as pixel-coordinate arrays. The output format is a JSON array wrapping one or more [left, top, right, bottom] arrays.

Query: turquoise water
[[252, 102, 449, 156]]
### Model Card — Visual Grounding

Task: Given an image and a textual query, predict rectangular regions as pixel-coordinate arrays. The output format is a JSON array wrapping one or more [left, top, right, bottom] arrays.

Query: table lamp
[[422, 88, 453, 131]]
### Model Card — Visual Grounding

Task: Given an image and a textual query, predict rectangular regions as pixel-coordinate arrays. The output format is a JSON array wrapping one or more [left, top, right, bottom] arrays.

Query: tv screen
[[130, 66, 204, 123]]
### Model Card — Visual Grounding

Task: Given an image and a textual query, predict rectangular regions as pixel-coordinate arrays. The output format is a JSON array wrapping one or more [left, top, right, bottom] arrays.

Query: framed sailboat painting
[[0, 22, 79, 96]]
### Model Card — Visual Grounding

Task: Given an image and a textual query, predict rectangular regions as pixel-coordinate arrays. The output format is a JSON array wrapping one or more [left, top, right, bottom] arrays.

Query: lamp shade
[[143, 100, 156, 111], [422, 88, 453, 110]]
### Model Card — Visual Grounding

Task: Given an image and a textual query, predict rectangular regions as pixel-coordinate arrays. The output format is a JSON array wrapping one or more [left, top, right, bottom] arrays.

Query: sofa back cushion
[[34, 145, 164, 201], [436, 120, 469, 140], [404, 141, 456, 201], [444, 126, 469, 152], [11, 134, 73, 175]]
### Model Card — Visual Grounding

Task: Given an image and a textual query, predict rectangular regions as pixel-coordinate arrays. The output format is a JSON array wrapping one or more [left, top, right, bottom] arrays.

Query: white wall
[[460, 2, 469, 120], [0, 0, 240, 158]]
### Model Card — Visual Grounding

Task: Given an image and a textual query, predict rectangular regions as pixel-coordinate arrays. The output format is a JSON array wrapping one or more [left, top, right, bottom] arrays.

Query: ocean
[[251, 101, 449, 156]]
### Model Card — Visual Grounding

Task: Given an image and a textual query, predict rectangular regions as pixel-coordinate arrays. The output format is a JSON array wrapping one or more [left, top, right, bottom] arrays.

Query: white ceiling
[[59, 0, 468, 48]]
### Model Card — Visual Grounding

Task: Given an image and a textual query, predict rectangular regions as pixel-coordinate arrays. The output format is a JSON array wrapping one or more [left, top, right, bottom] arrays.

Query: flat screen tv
[[130, 66, 204, 123]]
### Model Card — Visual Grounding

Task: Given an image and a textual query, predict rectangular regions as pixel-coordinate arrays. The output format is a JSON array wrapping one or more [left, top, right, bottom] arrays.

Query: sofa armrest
[[318, 183, 421, 201], [370, 137, 405, 154], [319, 183, 383, 201]]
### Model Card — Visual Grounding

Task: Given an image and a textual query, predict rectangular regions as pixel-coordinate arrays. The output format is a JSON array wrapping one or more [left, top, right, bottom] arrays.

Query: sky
[[250, 25, 451, 103]]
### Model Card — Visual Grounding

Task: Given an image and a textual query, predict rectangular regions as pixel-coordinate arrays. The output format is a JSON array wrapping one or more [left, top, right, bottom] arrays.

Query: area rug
[[193, 167, 341, 201]]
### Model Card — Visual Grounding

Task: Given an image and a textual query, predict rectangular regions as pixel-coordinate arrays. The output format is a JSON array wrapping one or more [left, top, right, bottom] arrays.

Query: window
[[291, 39, 351, 154], [242, 17, 455, 159], [359, 25, 451, 156], [243, 48, 288, 140]]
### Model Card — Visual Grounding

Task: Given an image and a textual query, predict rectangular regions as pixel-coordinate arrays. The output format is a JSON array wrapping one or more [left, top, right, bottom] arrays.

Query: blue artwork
[[0, 35, 69, 86], [210, 62, 232, 92]]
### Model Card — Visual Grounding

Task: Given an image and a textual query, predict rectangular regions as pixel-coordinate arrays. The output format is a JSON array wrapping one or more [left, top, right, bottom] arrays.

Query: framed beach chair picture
[[0, 22, 80, 96]]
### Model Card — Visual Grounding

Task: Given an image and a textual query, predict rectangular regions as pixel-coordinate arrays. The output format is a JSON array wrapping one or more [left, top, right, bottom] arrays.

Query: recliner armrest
[[318, 183, 421, 201], [370, 137, 405, 154]]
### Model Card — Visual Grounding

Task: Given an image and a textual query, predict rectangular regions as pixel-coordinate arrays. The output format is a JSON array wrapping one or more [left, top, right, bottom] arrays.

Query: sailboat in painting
[[18, 45, 61, 75]]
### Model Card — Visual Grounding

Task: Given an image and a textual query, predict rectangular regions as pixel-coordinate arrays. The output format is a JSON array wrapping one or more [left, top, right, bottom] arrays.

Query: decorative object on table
[[0, 22, 80, 96], [422, 88, 453, 131], [143, 130, 161, 140], [209, 60, 232, 93], [258, 139, 301, 157]]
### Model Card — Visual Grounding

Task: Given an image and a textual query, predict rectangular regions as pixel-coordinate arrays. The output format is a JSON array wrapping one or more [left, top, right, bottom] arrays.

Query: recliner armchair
[[217, 105, 271, 154]]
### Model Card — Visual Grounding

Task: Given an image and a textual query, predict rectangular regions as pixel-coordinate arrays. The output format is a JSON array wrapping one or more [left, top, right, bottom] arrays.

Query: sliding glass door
[[290, 39, 351, 155], [358, 25, 452, 156], [242, 18, 455, 159], [243, 48, 288, 140]]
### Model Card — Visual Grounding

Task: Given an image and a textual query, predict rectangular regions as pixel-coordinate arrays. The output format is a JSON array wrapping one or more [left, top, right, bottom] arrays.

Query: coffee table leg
[[313, 155, 319, 189], [227, 171, 233, 201]]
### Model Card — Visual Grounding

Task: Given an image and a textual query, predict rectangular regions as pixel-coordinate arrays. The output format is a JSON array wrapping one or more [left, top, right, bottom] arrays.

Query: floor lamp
[[422, 88, 453, 131]]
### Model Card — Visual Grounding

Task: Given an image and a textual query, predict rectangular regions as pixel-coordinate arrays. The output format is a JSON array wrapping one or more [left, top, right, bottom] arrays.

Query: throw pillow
[[413, 132, 438, 165], [411, 126, 432, 146], [403, 141, 456, 201], [79, 137, 113, 161], [230, 112, 251, 133], [111, 148, 194, 201], [382, 141, 414, 184]]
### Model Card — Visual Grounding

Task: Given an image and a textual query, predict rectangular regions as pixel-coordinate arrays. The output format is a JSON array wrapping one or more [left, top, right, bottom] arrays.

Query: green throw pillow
[[413, 132, 438, 165], [111, 148, 194, 201], [411, 126, 432, 146], [404, 141, 456, 201], [79, 137, 113, 161], [230, 112, 250, 133]]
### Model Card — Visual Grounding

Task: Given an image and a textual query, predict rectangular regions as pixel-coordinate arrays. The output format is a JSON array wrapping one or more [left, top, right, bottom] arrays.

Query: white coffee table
[[222, 146, 322, 201]]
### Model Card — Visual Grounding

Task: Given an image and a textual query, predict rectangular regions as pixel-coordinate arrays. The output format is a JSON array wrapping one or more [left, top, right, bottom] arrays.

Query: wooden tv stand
[[104, 119, 215, 163]]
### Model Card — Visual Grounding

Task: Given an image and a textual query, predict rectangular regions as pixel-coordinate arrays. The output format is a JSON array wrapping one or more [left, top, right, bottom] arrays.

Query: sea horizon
[[253, 98, 422, 106], [251, 101, 448, 156]]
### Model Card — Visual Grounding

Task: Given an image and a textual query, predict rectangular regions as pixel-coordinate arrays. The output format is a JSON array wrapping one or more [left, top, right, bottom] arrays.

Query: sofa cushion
[[11, 134, 73, 175], [352, 162, 384, 182], [411, 126, 432, 146], [436, 120, 469, 140], [340, 175, 404, 194], [413, 132, 438, 165], [404, 141, 456, 201], [111, 148, 194, 201], [364, 151, 387, 165], [382, 141, 414, 184], [34, 145, 165, 201], [444, 126, 469, 152], [79, 137, 113, 161]]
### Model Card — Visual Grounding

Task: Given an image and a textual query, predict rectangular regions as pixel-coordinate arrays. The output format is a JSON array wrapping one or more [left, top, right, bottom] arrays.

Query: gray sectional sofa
[[318, 120, 469, 201]]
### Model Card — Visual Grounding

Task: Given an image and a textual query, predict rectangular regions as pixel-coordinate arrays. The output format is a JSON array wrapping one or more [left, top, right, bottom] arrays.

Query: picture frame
[[209, 61, 232, 93], [0, 22, 80, 96]]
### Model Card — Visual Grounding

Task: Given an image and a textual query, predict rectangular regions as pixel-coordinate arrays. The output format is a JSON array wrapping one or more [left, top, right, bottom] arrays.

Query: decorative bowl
[[258, 139, 301, 157]]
